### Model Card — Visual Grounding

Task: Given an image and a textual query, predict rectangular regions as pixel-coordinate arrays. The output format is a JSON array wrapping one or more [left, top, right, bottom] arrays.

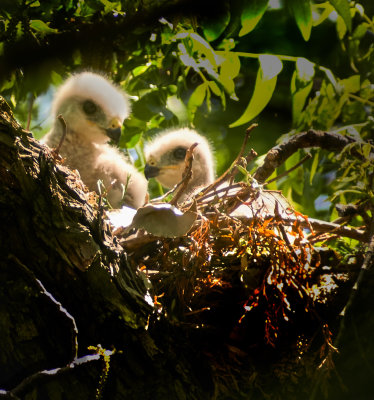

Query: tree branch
[[10, 354, 104, 398], [253, 129, 356, 183]]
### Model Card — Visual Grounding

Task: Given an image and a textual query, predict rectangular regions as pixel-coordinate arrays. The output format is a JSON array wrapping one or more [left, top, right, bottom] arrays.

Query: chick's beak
[[144, 164, 160, 179], [105, 118, 122, 143]]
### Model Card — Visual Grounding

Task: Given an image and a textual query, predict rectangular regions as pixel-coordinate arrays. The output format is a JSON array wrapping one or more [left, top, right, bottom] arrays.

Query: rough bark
[[0, 97, 210, 399]]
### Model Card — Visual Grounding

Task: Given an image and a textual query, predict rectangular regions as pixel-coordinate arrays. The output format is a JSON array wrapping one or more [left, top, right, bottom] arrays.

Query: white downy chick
[[144, 127, 215, 201], [42, 71, 147, 209]]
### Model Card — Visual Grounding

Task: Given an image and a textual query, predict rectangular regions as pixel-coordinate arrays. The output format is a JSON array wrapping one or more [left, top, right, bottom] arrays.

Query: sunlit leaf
[[312, 3, 334, 27], [99, 0, 121, 14], [126, 132, 142, 148], [189, 33, 220, 67], [362, 143, 373, 160], [50, 71, 63, 86], [132, 65, 150, 77], [327, 0, 352, 31], [286, 0, 312, 41], [229, 55, 282, 127], [259, 54, 283, 80], [218, 51, 241, 99], [30, 20, 58, 34], [338, 75, 360, 94], [208, 81, 221, 96], [188, 81, 208, 120], [336, 15, 347, 39], [239, 0, 269, 37], [291, 77, 313, 125], [291, 58, 315, 124], [295, 57, 315, 83], [319, 67, 339, 91], [352, 22, 369, 40]]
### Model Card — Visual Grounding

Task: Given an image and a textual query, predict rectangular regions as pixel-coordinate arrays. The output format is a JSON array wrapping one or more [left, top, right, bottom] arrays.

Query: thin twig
[[54, 114, 67, 156], [169, 142, 198, 206], [197, 124, 258, 198], [198, 182, 244, 203], [26, 93, 34, 131], [265, 153, 312, 185]]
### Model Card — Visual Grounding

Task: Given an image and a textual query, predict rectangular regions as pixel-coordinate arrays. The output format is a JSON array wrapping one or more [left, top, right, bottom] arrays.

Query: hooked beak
[[144, 164, 160, 179], [105, 118, 122, 144]]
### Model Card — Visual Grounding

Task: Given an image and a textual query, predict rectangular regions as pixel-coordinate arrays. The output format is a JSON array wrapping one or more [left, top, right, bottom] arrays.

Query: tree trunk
[[0, 97, 211, 399]]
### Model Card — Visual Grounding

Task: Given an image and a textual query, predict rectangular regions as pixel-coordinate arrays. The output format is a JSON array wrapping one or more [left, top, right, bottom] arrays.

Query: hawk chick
[[42, 72, 147, 209], [144, 128, 214, 201]]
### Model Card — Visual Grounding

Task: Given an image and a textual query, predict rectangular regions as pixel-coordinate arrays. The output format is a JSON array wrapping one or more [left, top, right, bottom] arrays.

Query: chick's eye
[[83, 100, 97, 115], [173, 147, 187, 160]]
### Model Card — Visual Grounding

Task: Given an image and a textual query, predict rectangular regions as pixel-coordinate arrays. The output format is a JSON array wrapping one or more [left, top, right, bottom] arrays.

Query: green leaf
[[319, 66, 339, 92], [126, 132, 142, 148], [239, 0, 269, 37], [229, 56, 282, 128], [286, 0, 312, 41], [208, 81, 221, 96], [132, 65, 150, 77], [336, 15, 347, 39], [338, 75, 360, 94], [285, 151, 304, 196], [310, 151, 319, 185], [291, 75, 313, 125], [352, 22, 369, 40], [50, 71, 63, 86], [187, 82, 208, 120], [189, 33, 220, 68], [291, 58, 315, 124], [30, 20, 58, 34], [312, 3, 334, 27], [218, 51, 241, 99], [362, 143, 372, 160], [202, 9, 230, 41], [327, 0, 352, 31]]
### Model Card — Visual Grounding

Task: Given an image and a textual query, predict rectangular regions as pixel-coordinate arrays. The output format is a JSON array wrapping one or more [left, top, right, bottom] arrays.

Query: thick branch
[[253, 129, 356, 183]]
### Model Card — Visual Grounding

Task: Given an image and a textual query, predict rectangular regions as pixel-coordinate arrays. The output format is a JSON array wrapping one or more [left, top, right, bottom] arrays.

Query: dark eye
[[82, 100, 97, 115], [173, 147, 187, 160]]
